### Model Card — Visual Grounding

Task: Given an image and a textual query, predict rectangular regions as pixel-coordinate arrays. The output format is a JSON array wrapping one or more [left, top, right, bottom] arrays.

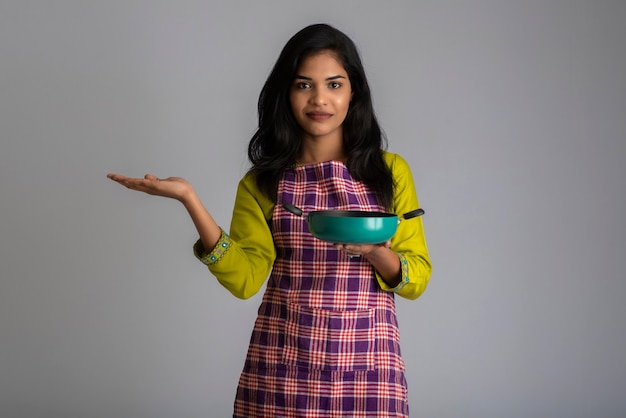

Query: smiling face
[[289, 50, 352, 146]]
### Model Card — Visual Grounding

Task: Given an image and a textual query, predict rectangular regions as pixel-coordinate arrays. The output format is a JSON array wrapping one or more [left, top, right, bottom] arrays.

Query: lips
[[306, 111, 332, 121]]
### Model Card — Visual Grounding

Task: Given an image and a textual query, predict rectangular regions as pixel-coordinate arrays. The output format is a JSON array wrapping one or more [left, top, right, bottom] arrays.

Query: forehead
[[296, 50, 347, 75]]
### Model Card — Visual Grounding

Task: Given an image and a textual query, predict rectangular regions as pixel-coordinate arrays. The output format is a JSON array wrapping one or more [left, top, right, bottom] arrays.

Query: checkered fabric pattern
[[234, 161, 409, 417]]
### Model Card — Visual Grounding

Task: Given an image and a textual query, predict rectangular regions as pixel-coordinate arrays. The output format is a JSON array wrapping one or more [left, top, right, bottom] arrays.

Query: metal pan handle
[[282, 203, 304, 217], [400, 208, 425, 220]]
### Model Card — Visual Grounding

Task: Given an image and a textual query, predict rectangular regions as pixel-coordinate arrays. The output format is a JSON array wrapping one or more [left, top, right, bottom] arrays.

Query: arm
[[380, 153, 432, 300], [223, 162, 426, 299], [194, 174, 276, 299], [334, 153, 432, 299], [106, 172, 276, 299]]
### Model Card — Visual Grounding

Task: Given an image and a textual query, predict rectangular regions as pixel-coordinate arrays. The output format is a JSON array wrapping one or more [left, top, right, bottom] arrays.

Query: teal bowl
[[283, 203, 425, 244], [307, 211, 399, 244]]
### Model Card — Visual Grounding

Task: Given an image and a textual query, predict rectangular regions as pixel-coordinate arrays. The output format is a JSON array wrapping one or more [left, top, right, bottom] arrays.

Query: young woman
[[108, 23, 431, 418]]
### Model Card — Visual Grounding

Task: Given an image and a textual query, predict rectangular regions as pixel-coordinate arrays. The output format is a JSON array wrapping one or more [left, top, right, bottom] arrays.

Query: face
[[289, 51, 352, 144]]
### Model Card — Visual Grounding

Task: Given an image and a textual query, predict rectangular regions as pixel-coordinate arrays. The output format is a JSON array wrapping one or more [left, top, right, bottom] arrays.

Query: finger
[[345, 245, 361, 253], [108, 174, 143, 186], [333, 244, 351, 253], [119, 179, 142, 190], [346, 246, 363, 257], [112, 176, 148, 191], [107, 173, 125, 181], [144, 174, 159, 181], [107, 174, 133, 185]]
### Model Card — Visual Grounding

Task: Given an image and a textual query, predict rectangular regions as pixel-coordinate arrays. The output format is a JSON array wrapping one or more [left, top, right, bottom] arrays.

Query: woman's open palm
[[107, 173, 194, 202]]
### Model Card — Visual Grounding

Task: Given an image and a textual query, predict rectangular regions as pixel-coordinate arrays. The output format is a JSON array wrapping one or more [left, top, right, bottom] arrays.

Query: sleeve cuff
[[193, 229, 232, 266], [377, 253, 410, 293]]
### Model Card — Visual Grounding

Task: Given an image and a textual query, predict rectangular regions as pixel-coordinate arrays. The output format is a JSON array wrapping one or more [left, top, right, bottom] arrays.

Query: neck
[[298, 136, 346, 164]]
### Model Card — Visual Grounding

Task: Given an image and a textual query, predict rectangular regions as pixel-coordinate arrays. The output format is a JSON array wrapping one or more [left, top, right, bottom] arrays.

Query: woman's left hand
[[333, 241, 391, 258], [334, 241, 402, 286]]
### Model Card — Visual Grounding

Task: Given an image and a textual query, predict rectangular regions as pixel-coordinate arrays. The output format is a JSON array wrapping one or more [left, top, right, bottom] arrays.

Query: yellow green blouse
[[194, 151, 431, 300]]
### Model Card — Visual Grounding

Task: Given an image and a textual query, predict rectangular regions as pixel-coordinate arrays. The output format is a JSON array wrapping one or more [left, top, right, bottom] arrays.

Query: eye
[[295, 82, 310, 89], [329, 81, 342, 89]]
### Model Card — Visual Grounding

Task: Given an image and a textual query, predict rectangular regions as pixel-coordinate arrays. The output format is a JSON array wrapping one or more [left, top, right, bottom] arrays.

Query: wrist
[[364, 245, 402, 284], [179, 187, 199, 208]]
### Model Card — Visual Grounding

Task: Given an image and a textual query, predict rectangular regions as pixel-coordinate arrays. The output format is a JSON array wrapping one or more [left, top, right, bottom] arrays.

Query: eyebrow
[[293, 75, 347, 81]]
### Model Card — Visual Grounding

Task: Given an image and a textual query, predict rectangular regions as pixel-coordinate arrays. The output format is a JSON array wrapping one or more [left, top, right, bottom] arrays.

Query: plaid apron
[[234, 161, 409, 417]]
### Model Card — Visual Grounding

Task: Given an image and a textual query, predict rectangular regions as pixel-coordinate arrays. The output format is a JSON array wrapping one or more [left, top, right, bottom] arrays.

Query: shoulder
[[237, 171, 275, 220], [239, 171, 258, 191], [382, 151, 412, 176]]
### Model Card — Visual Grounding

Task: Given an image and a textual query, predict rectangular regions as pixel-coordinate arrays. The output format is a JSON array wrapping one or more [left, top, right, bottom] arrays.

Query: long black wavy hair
[[248, 23, 395, 209]]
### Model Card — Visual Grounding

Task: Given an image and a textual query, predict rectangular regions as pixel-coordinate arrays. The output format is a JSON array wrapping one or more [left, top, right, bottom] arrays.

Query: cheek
[[289, 93, 303, 113], [339, 96, 351, 113]]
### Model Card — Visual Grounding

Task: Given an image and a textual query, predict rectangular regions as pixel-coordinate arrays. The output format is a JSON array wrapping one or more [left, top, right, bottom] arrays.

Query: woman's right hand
[[107, 173, 195, 203], [107, 172, 222, 251]]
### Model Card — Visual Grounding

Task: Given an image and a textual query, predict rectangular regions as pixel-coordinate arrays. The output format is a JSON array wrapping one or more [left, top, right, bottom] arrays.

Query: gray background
[[1, 1, 625, 417]]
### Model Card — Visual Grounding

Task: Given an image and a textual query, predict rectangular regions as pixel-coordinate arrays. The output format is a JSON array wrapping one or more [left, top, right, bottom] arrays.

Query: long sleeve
[[194, 173, 276, 299], [377, 152, 432, 300]]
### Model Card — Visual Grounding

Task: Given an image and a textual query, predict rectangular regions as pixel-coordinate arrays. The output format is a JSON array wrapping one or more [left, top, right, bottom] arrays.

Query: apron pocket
[[281, 303, 376, 372]]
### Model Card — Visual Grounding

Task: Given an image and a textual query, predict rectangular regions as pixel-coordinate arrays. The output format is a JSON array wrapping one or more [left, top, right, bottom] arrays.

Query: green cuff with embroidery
[[376, 253, 409, 293], [193, 229, 232, 266]]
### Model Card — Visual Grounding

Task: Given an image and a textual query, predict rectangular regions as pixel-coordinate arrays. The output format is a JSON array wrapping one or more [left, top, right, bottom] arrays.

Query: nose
[[308, 87, 327, 105]]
